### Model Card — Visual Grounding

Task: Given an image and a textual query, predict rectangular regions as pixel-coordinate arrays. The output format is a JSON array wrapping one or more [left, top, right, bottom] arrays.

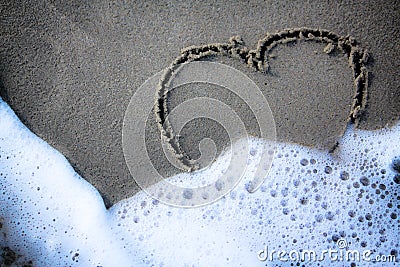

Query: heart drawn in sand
[[155, 27, 369, 173], [123, 27, 370, 207]]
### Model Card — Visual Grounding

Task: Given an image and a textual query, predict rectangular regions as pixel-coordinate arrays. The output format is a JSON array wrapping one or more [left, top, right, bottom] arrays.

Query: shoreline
[[0, 1, 399, 206]]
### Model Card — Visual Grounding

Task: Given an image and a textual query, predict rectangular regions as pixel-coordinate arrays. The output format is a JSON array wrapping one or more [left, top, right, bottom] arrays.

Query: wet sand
[[0, 0, 399, 207]]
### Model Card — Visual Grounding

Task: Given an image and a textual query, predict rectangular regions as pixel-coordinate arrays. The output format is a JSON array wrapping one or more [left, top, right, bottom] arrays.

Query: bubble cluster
[[0, 99, 133, 266], [110, 123, 400, 266]]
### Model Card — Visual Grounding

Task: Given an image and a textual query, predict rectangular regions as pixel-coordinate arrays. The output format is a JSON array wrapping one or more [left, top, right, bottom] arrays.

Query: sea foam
[[0, 99, 134, 266], [1, 97, 399, 266]]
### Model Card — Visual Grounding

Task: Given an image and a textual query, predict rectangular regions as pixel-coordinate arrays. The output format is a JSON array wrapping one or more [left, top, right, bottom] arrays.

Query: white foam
[[1, 97, 399, 266], [0, 99, 134, 266]]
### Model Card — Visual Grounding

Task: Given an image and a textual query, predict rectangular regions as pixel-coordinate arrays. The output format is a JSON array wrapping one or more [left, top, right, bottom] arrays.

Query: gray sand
[[1, 0, 399, 207]]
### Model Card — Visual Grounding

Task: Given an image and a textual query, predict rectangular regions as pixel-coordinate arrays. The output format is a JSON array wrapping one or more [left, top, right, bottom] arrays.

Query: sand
[[0, 0, 399, 207], [155, 28, 369, 172]]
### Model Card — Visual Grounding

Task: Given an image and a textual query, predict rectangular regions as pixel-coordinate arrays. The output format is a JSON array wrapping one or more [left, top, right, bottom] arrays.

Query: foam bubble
[[1, 97, 399, 266]]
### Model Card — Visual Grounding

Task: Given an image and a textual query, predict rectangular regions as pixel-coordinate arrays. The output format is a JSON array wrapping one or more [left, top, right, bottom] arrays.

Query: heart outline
[[155, 27, 369, 172]]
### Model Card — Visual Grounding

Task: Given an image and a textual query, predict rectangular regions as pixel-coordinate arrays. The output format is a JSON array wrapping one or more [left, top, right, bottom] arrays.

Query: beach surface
[[1, 0, 399, 206]]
